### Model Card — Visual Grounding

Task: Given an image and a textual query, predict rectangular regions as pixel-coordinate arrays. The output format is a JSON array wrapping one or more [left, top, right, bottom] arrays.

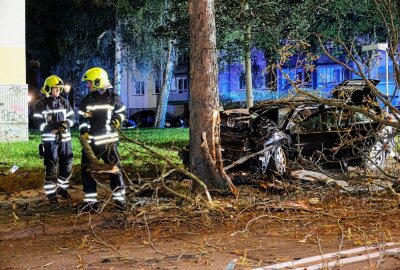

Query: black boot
[[114, 200, 126, 212], [78, 202, 99, 213], [47, 194, 58, 205], [58, 188, 69, 199]]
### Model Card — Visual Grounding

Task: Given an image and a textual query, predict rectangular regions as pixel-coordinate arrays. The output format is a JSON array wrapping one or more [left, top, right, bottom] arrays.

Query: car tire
[[365, 141, 387, 171], [268, 146, 288, 177]]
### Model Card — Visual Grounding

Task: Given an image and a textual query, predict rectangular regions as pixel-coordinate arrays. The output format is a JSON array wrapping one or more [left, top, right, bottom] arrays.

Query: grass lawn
[[0, 128, 189, 172], [0, 128, 189, 191]]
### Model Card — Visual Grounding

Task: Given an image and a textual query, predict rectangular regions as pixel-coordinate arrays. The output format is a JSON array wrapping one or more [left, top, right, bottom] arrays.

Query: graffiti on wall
[[0, 127, 25, 140], [8, 85, 26, 96], [0, 85, 29, 141]]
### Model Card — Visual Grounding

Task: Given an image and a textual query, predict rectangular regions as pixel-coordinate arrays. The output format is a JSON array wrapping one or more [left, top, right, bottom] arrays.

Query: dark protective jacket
[[78, 90, 126, 145], [33, 96, 75, 142]]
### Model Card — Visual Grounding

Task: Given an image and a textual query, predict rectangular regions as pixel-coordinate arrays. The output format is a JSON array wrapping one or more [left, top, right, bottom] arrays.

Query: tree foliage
[[116, 0, 168, 72], [26, 0, 116, 98]]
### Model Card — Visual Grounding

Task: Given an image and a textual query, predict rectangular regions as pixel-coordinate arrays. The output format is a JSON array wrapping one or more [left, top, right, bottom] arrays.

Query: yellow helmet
[[41, 75, 64, 95], [82, 67, 112, 90]]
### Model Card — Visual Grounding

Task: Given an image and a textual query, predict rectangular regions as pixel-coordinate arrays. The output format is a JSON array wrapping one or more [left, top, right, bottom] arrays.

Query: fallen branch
[[118, 130, 214, 203], [224, 145, 273, 171], [79, 135, 119, 174], [90, 220, 128, 259], [159, 169, 195, 204], [291, 170, 349, 188]]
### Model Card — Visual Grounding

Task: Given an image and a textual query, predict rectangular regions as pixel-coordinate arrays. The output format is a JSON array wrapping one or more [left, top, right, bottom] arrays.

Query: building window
[[378, 66, 394, 82], [154, 78, 161, 94], [296, 71, 303, 83], [304, 69, 312, 86], [177, 54, 189, 65], [239, 73, 246, 90], [277, 68, 312, 91], [134, 81, 145, 95], [265, 72, 277, 91], [317, 66, 342, 87], [279, 68, 292, 91], [176, 77, 188, 92]]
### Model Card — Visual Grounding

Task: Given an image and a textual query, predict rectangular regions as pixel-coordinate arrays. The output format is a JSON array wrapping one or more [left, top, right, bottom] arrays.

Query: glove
[[81, 133, 90, 140], [59, 121, 68, 133], [111, 118, 120, 129], [83, 112, 92, 118]]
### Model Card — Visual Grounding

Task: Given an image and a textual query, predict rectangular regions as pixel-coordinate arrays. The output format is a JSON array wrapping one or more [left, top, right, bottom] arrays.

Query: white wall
[[0, 0, 26, 84], [120, 66, 158, 115], [0, 0, 28, 141]]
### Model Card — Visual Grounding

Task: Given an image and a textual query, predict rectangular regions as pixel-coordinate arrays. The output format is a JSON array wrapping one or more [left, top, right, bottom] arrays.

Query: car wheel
[[365, 141, 387, 170], [269, 146, 287, 176]]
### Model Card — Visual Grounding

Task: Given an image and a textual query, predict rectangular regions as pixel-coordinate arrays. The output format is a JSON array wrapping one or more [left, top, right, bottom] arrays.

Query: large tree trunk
[[188, 0, 236, 194], [155, 41, 176, 128]]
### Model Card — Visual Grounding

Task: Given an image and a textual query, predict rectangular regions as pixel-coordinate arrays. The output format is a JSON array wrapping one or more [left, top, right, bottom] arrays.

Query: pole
[[386, 49, 389, 100], [362, 43, 389, 112]]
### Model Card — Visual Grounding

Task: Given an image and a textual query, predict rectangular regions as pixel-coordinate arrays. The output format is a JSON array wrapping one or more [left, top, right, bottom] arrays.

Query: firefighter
[[33, 75, 75, 204], [78, 67, 127, 212]]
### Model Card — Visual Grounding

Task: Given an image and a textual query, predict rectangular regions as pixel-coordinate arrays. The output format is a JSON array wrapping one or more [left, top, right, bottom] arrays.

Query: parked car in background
[[128, 110, 181, 128], [177, 111, 190, 128], [122, 119, 137, 129], [220, 80, 393, 176]]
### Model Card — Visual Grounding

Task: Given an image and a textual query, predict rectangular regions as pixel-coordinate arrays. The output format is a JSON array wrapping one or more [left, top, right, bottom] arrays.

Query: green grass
[[0, 128, 189, 172]]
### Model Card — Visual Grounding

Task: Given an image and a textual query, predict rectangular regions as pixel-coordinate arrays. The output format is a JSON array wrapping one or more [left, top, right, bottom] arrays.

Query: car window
[[352, 112, 373, 123], [324, 109, 350, 129], [298, 113, 323, 132], [289, 107, 351, 133], [287, 107, 318, 132], [278, 107, 291, 126]]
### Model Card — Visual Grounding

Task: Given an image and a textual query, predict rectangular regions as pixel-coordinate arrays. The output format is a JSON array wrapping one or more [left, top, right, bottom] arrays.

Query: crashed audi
[[220, 80, 395, 176]]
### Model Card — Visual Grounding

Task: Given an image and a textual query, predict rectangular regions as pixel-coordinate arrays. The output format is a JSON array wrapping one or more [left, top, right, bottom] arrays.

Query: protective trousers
[[81, 143, 125, 204], [43, 141, 73, 199]]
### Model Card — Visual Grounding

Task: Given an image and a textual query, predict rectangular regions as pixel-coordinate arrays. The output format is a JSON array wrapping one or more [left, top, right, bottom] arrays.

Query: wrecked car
[[220, 79, 394, 176]]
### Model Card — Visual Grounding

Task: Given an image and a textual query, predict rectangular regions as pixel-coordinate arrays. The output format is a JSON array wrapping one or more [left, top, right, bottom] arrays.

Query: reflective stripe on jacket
[[78, 90, 126, 145], [33, 96, 75, 142]]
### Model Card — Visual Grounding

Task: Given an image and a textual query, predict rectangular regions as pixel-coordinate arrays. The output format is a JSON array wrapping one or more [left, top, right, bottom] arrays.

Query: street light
[[63, 84, 71, 93], [362, 42, 389, 103]]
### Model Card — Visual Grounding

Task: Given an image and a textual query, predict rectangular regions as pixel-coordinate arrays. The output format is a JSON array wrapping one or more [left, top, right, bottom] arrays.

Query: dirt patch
[[0, 164, 167, 194], [0, 170, 43, 193], [2, 203, 400, 269], [2, 172, 400, 269]]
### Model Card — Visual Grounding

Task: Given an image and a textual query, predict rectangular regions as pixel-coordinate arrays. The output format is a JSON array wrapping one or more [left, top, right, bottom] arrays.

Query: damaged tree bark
[[200, 111, 236, 194]]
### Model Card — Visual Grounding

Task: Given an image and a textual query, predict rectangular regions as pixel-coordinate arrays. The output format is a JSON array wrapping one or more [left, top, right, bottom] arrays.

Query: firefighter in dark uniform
[[33, 75, 75, 204], [78, 67, 127, 212]]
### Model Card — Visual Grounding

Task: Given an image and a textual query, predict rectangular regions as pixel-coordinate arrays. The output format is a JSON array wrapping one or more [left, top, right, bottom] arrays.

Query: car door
[[346, 111, 383, 156], [288, 107, 350, 162]]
